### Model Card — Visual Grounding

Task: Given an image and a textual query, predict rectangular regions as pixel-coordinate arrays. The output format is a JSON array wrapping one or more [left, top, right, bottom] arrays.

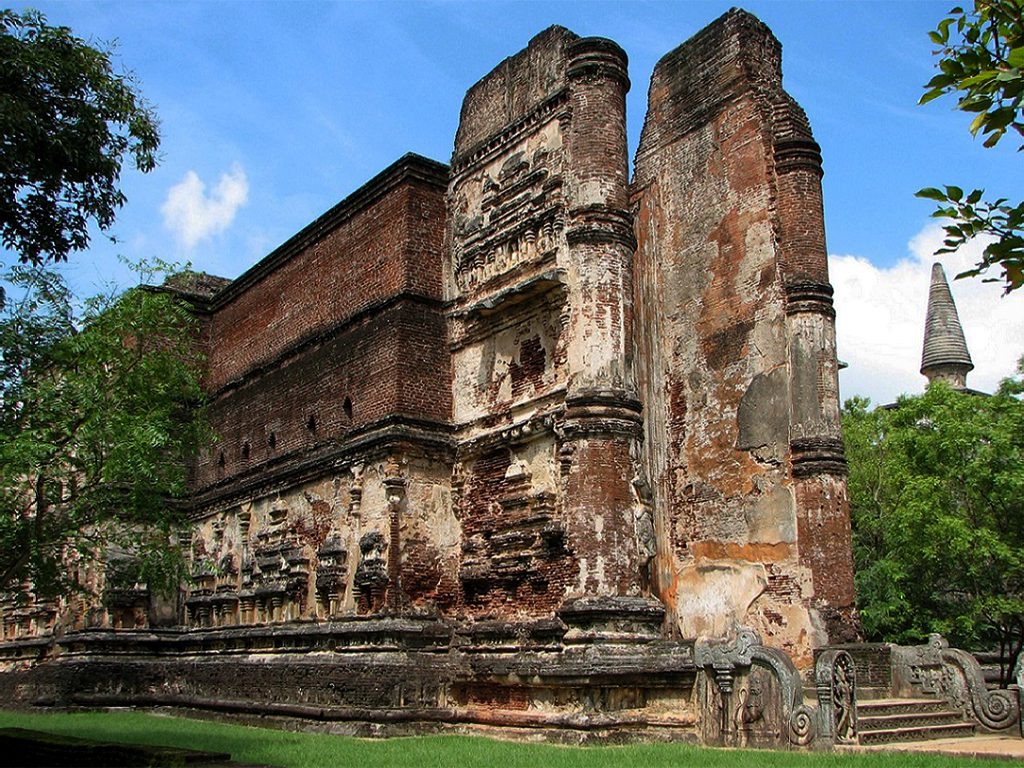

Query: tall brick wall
[[205, 158, 447, 393], [195, 300, 447, 490], [196, 157, 451, 491], [632, 9, 857, 662], [177, 156, 457, 629]]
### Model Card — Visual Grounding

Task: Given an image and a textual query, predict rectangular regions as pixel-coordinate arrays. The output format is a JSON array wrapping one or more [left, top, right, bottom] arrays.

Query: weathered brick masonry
[[0, 9, 860, 747], [631, 10, 857, 665]]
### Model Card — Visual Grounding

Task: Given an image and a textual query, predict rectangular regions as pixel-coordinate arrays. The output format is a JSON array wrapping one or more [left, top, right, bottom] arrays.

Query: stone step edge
[[859, 713, 970, 731], [858, 701, 955, 716], [859, 698, 951, 709], [858, 723, 976, 744]]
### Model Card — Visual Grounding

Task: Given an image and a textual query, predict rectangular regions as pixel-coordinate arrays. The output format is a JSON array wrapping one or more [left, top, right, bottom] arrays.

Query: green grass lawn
[[0, 710, 999, 768]]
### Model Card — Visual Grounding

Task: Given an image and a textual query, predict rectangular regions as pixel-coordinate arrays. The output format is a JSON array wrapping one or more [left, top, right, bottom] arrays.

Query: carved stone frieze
[[450, 91, 570, 177], [457, 412, 559, 457], [315, 536, 348, 617], [354, 531, 389, 615], [452, 126, 566, 296]]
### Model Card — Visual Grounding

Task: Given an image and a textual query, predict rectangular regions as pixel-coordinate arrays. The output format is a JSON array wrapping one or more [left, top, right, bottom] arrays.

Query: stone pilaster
[[773, 101, 858, 644], [558, 38, 651, 603]]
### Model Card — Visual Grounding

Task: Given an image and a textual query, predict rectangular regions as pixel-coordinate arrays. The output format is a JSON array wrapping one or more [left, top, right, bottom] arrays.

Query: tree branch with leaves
[[0, 264, 211, 602], [0, 8, 159, 271], [917, 0, 1024, 293]]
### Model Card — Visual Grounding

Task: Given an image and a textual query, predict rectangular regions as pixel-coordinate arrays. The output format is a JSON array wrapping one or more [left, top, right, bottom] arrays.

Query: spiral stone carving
[[789, 705, 815, 746], [976, 687, 1018, 731], [941, 644, 1020, 731], [697, 626, 818, 748], [898, 634, 1021, 733]]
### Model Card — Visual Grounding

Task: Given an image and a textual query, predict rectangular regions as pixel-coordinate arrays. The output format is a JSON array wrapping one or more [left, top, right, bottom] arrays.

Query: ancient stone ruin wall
[[631, 10, 856, 664], [447, 27, 653, 618], [181, 156, 461, 627], [1, 14, 862, 737]]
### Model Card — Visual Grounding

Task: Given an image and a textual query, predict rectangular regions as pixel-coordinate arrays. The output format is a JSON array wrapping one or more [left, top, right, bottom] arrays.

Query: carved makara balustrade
[[894, 633, 1020, 733]]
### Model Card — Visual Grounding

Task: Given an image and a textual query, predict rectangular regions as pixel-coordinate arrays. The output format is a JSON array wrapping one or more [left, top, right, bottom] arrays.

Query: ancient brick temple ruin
[[4, 9, 1018, 749]]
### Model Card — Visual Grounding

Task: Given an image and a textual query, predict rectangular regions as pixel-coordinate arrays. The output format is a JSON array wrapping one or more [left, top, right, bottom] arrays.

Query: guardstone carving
[[695, 627, 818, 748]]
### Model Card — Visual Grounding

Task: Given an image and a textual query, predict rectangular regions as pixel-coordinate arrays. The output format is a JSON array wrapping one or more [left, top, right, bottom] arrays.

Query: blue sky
[[5, 0, 1022, 404]]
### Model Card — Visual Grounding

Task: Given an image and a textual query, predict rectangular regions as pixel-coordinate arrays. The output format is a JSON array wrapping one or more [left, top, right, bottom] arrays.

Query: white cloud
[[161, 165, 249, 248], [830, 223, 1024, 407]]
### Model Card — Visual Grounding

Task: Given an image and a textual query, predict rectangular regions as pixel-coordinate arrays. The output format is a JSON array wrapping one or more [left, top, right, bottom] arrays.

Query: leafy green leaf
[[917, 187, 948, 202]]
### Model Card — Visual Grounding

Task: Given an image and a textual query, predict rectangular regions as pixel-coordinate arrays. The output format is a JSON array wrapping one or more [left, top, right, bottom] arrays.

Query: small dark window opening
[[217, 452, 226, 468], [268, 432, 276, 450], [241, 441, 251, 460], [343, 396, 353, 421], [306, 414, 317, 433]]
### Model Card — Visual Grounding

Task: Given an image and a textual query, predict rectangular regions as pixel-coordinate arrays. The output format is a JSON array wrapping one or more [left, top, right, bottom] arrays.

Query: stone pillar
[[559, 39, 651, 606], [383, 454, 406, 612], [564, 37, 634, 398], [774, 111, 858, 643]]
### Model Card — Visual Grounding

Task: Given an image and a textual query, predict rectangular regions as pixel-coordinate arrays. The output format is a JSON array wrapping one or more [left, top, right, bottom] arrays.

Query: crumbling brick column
[[773, 105, 858, 644], [560, 38, 650, 601], [632, 9, 858, 663], [446, 28, 657, 619]]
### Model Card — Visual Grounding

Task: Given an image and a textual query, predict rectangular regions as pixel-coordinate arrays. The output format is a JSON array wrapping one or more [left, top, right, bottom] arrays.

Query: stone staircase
[[857, 698, 976, 745]]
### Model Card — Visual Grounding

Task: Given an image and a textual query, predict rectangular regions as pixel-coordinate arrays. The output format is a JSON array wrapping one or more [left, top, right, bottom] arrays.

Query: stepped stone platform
[[857, 698, 975, 745]]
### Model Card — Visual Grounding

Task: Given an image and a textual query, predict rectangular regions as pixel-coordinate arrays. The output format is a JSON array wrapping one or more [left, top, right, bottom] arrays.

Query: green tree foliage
[[0, 9, 159, 268], [0, 264, 210, 600], [843, 372, 1024, 682], [917, 0, 1024, 293]]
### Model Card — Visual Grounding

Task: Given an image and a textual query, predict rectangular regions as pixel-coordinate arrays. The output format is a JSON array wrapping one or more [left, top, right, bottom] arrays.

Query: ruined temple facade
[[0, 10, 864, 745], [174, 13, 856, 658]]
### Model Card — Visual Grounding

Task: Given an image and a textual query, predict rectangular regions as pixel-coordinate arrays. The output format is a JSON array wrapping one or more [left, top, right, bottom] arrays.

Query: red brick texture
[[193, 158, 451, 489], [632, 9, 858, 649]]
